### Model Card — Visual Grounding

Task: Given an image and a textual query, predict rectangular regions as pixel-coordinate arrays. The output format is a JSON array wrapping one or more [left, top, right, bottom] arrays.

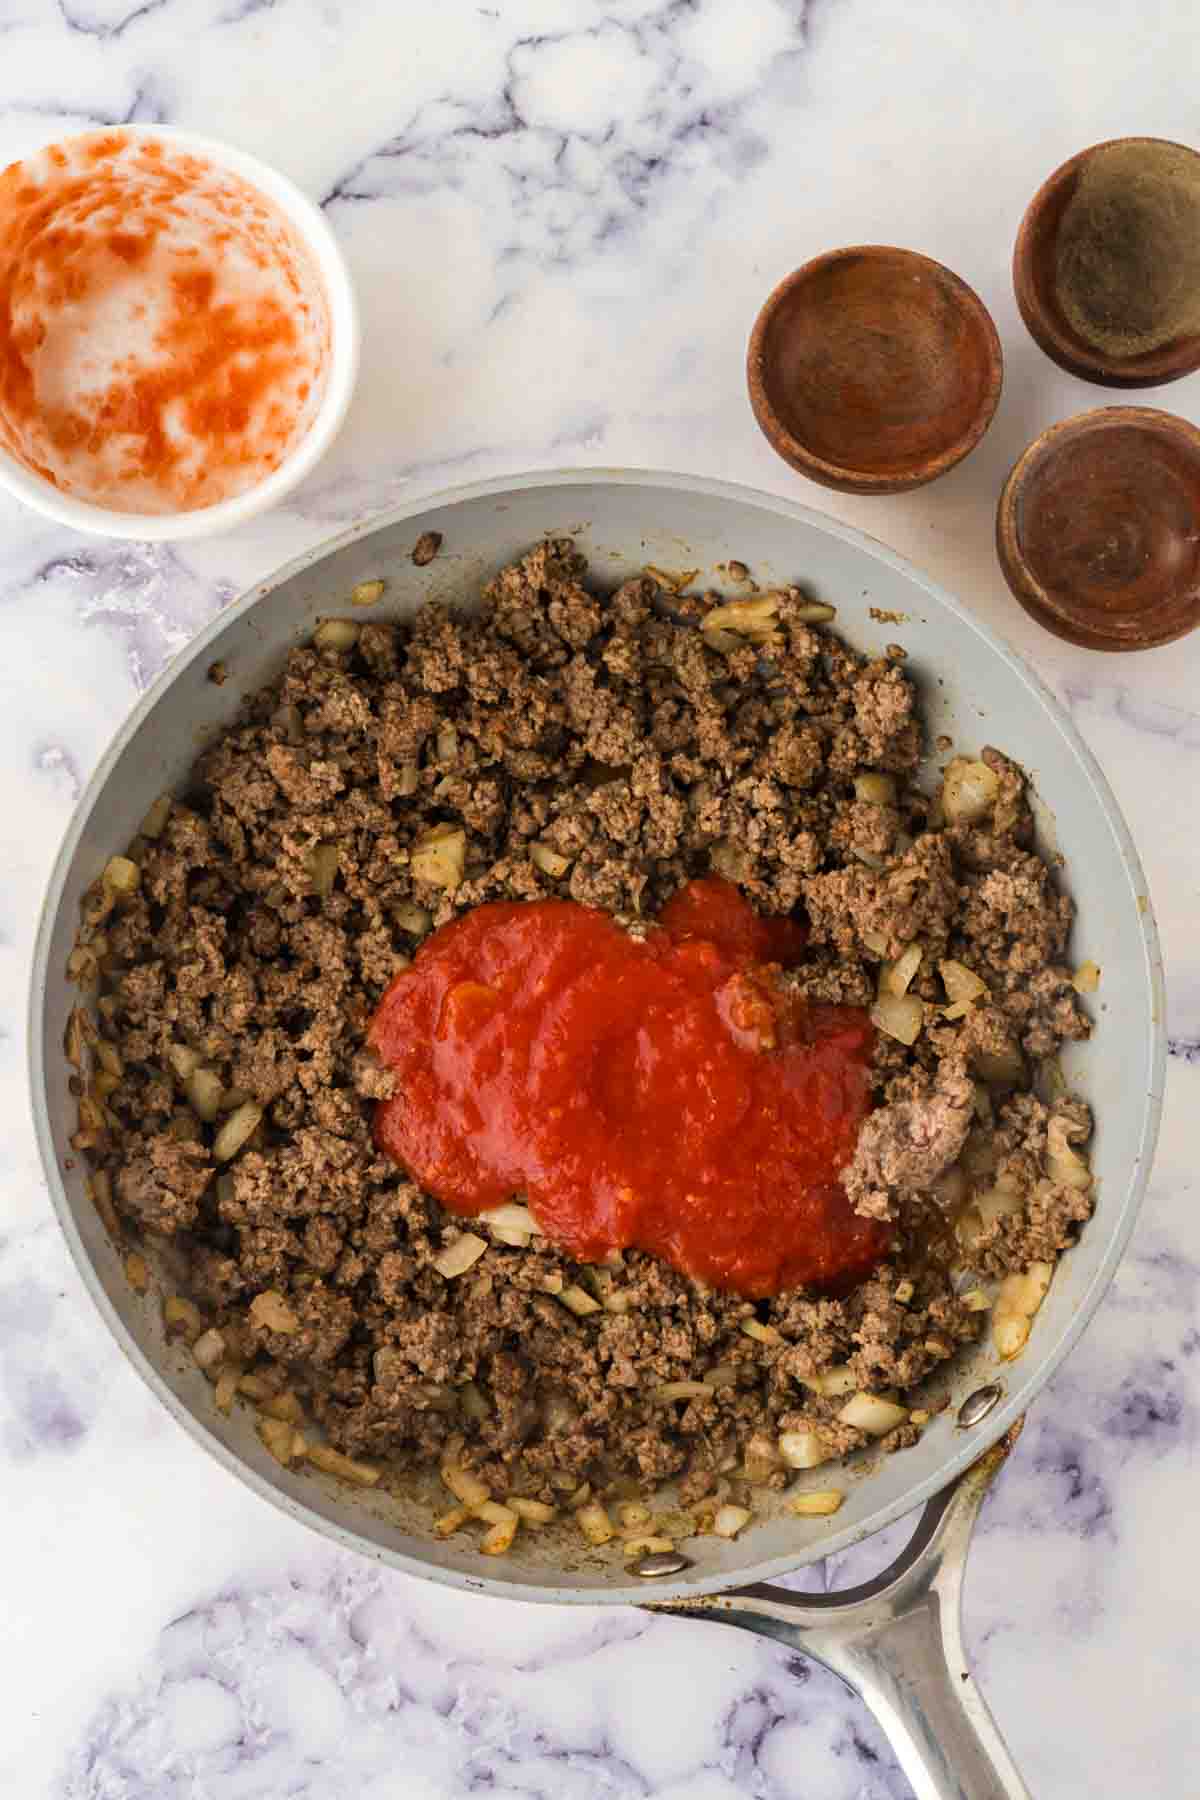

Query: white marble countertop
[[2, 3, 1198, 1795]]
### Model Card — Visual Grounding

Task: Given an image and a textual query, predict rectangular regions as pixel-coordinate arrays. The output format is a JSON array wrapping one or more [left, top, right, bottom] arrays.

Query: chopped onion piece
[[249, 1290, 300, 1335], [701, 594, 779, 644], [168, 1043, 200, 1080], [837, 1393, 909, 1436], [744, 1431, 784, 1483], [259, 1390, 303, 1422], [350, 579, 386, 607], [307, 844, 340, 898], [394, 901, 432, 935], [433, 1233, 488, 1279], [103, 855, 140, 895], [474, 1500, 518, 1527], [531, 842, 572, 878], [880, 943, 922, 997], [257, 1416, 301, 1466], [163, 1295, 204, 1342], [854, 772, 897, 806], [185, 1066, 224, 1123], [992, 1263, 1052, 1359], [192, 1327, 226, 1370], [213, 1365, 241, 1415], [653, 1380, 715, 1404], [1072, 961, 1101, 994], [313, 618, 359, 651], [940, 959, 987, 1005], [305, 1442, 382, 1486], [994, 1314, 1030, 1359], [510, 1497, 557, 1524], [821, 1364, 859, 1397], [870, 992, 924, 1046], [559, 1284, 601, 1317], [778, 1430, 829, 1470], [975, 1179, 1024, 1227], [490, 1226, 530, 1249], [787, 1489, 845, 1517], [481, 1516, 519, 1555], [139, 794, 172, 840], [713, 1503, 752, 1539], [66, 945, 100, 988], [1046, 1118, 1092, 1191], [441, 1445, 490, 1509], [741, 1319, 781, 1345], [479, 1202, 537, 1238], [709, 838, 749, 882], [576, 1502, 614, 1546], [942, 758, 1000, 824], [213, 1101, 263, 1163], [435, 1506, 472, 1538], [124, 1252, 150, 1294], [411, 824, 466, 890], [961, 1288, 992, 1313], [622, 1535, 676, 1557], [458, 1380, 489, 1423]]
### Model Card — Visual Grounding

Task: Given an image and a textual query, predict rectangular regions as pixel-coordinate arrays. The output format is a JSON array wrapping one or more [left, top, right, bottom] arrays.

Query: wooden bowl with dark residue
[[996, 407, 1200, 651], [1013, 137, 1200, 388], [747, 246, 1003, 495]]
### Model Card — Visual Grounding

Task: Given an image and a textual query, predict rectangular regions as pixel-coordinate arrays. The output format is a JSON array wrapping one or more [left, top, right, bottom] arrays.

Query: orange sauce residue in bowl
[[0, 131, 331, 514]]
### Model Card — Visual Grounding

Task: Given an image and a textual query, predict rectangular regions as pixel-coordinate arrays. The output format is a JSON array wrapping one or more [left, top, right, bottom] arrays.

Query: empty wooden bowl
[[996, 407, 1200, 650], [747, 246, 1003, 495], [1014, 137, 1200, 388]]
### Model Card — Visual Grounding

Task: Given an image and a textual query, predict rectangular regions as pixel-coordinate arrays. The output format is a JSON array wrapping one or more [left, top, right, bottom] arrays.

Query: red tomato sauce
[[368, 879, 886, 1298]]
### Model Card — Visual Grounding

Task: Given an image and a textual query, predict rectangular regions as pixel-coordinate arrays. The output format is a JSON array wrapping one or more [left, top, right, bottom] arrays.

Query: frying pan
[[29, 471, 1165, 1798]]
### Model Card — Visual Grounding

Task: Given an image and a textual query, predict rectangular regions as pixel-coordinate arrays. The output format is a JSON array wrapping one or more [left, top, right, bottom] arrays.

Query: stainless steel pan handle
[[651, 1428, 1029, 1800]]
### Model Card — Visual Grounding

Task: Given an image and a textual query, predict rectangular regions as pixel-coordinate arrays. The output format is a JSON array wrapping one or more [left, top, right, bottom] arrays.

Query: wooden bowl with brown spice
[[1013, 137, 1200, 388]]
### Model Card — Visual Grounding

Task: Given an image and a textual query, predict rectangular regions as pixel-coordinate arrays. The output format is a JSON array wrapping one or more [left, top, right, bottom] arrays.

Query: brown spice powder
[[1055, 140, 1200, 357]]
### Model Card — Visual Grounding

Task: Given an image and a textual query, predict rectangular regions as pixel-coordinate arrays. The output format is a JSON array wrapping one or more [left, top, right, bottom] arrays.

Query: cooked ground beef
[[70, 542, 1095, 1517]]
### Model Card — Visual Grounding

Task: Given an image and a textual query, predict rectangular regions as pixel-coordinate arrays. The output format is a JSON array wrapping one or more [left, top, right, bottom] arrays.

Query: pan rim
[[27, 465, 1167, 1605]]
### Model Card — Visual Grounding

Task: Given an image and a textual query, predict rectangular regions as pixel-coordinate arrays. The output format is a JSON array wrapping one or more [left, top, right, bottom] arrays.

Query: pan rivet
[[631, 1551, 693, 1578], [957, 1383, 1003, 1429]]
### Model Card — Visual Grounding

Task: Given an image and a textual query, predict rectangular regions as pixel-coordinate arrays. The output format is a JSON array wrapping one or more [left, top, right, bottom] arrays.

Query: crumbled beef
[[115, 1134, 211, 1233], [803, 836, 960, 961], [843, 1059, 975, 1221], [76, 543, 1096, 1516]]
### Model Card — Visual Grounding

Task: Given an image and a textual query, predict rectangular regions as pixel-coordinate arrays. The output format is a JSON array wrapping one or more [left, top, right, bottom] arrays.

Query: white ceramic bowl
[[0, 125, 359, 540]]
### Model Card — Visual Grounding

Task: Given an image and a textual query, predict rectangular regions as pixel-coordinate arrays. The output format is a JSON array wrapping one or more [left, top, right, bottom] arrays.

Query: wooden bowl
[[747, 246, 1003, 495], [996, 407, 1200, 650], [1013, 138, 1200, 388]]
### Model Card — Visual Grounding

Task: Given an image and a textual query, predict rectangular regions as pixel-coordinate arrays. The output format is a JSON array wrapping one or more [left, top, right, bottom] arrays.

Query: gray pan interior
[[29, 470, 1165, 1604]]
